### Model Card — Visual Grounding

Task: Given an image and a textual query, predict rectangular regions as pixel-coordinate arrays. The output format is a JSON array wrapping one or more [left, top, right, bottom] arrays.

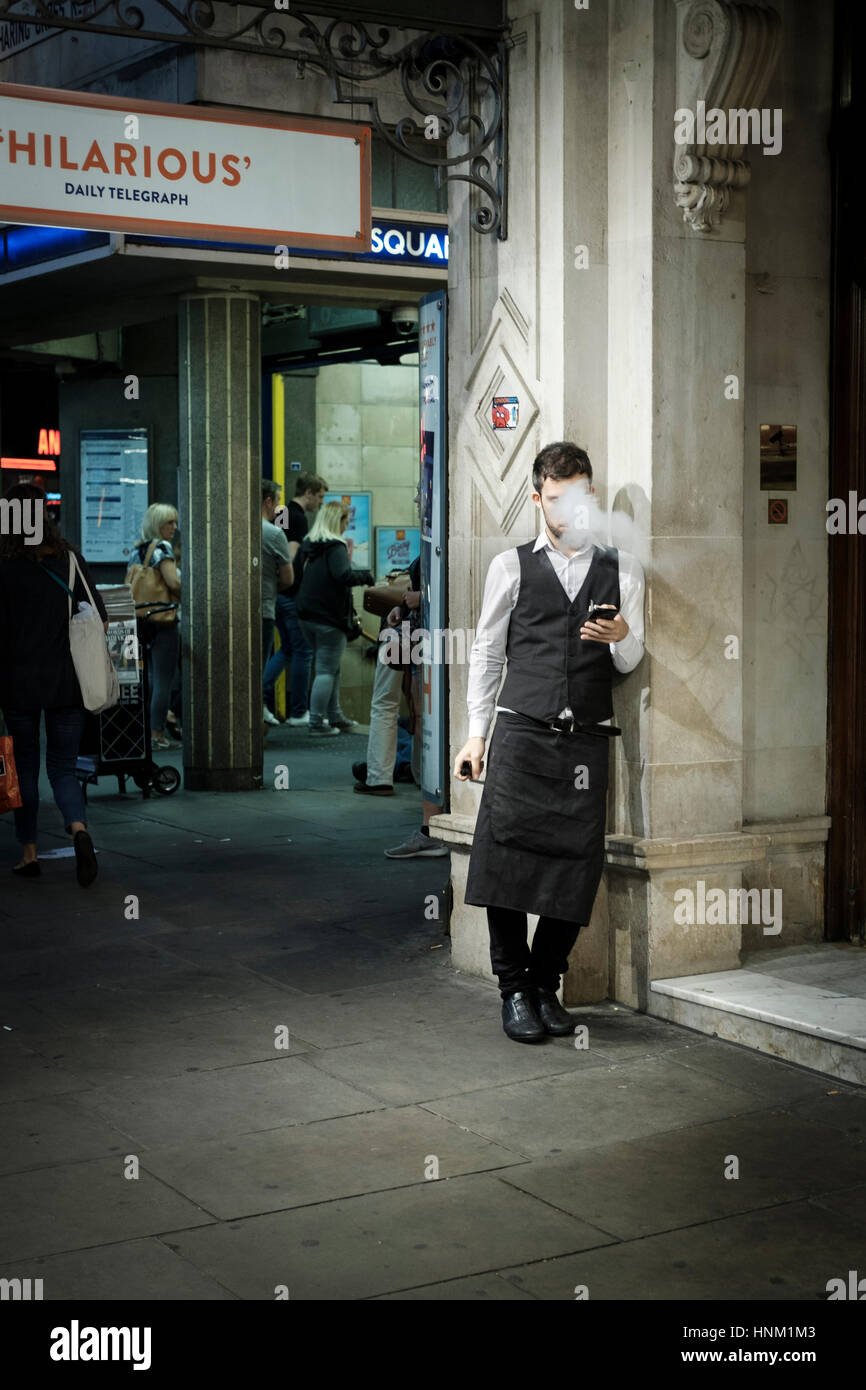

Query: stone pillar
[[178, 291, 263, 792], [604, 0, 783, 1009], [435, 0, 791, 1012], [432, 0, 612, 1002]]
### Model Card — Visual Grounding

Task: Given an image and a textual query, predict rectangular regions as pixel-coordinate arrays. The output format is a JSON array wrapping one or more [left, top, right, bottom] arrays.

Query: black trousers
[[487, 905, 582, 998]]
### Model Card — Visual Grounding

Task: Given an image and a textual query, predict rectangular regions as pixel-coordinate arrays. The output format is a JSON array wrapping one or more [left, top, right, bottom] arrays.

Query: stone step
[[649, 950, 866, 1086]]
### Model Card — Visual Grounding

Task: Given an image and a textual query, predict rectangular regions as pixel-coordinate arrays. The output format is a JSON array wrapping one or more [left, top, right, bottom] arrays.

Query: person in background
[[381, 565, 449, 859], [261, 479, 294, 728], [0, 482, 107, 886], [133, 504, 181, 750], [296, 500, 373, 736], [166, 527, 183, 741], [354, 488, 423, 798], [264, 471, 327, 726]]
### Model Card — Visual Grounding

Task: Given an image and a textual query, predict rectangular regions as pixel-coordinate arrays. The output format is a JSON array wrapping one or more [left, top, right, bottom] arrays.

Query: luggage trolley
[[75, 584, 182, 800]]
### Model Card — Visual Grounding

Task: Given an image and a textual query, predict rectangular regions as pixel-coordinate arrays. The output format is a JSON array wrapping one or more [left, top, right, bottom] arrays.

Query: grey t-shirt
[[262, 519, 292, 620]]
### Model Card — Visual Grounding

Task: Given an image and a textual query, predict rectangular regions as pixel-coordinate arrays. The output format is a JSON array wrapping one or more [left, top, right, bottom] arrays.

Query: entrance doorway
[[263, 304, 423, 728], [260, 288, 448, 812]]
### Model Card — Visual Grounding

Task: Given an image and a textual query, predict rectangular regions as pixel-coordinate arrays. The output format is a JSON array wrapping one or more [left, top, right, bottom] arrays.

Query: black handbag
[[325, 547, 363, 641], [344, 597, 363, 642]]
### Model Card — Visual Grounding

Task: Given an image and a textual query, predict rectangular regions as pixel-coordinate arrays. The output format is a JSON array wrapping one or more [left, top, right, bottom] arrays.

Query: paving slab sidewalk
[[1, 726, 863, 1300]]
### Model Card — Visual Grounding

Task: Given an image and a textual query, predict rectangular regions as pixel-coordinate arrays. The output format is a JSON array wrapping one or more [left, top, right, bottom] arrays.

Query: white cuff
[[611, 630, 643, 672]]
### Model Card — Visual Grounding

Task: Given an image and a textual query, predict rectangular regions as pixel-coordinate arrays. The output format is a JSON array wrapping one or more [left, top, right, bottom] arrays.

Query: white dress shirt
[[467, 532, 646, 740]]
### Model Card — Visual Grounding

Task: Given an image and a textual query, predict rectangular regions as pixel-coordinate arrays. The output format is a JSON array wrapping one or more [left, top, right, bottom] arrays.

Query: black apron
[[464, 711, 615, 921]]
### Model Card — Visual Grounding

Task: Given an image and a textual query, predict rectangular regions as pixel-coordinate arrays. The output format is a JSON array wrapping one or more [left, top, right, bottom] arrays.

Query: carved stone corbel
[[673, 0, 782, 232]]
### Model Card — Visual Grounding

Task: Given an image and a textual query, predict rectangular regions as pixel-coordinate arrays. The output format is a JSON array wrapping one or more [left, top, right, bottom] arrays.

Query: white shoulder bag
[[42, 553, 120, 714]]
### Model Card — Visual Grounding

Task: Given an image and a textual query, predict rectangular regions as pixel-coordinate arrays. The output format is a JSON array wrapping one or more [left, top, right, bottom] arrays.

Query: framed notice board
[[79, 428, 149, 564]]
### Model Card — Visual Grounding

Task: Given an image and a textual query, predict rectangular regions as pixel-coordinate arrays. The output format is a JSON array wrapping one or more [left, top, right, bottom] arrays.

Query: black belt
[[502, 710, 622, 738]]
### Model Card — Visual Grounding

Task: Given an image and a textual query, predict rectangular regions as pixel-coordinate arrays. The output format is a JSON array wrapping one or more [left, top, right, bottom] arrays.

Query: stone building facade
[[432, 0, 841, 1013], [0, 0, 856, 1016]]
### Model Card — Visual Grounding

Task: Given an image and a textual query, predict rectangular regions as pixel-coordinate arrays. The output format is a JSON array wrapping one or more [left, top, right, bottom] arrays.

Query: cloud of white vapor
[[544, 478, 650, 569]]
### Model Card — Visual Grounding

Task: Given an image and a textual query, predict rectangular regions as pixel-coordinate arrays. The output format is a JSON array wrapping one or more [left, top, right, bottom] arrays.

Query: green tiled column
[[178, 292, 263, 791]]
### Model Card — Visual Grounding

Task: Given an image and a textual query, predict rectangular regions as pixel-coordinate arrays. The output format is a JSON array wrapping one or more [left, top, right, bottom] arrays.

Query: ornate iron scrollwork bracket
[[304, 23, 507, 238], [0, 2, 508, 237]]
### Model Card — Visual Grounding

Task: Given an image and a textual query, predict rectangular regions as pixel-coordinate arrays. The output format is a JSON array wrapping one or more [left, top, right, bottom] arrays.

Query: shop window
[[371, 134, 447, 214]]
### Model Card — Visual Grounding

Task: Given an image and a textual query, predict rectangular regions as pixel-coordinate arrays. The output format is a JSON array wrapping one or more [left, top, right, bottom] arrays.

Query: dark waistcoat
[[497, 541, 621, 724]]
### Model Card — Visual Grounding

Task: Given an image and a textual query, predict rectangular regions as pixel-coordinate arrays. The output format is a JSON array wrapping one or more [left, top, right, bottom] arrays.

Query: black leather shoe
[[73, 830, 98, 888], [533, 986, 576, 1035], [12, 860, 40, 877], [501, 990, 545, 1043]]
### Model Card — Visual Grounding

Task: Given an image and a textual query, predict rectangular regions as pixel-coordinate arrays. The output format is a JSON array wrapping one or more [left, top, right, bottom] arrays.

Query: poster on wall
[[80, 428, 149, 564], [324, 491, 371, 569], [419, 292, 447, 806], [375, 525, 421, 578]]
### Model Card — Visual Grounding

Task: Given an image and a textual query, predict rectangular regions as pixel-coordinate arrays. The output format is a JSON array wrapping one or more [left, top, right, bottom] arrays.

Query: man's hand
[[453, 736, 485, 781], [385, 605, 403, 628], [581, 608, 629, 644], [403, 589, 421, 611]]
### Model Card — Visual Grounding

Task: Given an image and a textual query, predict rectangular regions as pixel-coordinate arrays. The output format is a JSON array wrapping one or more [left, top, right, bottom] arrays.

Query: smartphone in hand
[[588, 602, 619, 621]]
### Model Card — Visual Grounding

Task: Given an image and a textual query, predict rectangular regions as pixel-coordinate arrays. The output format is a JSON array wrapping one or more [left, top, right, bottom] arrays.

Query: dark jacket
[[296, 538, 374, 629], [0, 547, 109, 710], [284, 500, 309, 599], [403, 556, 422, 634]]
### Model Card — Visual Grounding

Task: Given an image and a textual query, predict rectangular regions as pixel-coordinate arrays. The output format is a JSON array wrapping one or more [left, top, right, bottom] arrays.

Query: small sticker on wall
[[492, 396, 519, 429], [768, 498, 788, 524]]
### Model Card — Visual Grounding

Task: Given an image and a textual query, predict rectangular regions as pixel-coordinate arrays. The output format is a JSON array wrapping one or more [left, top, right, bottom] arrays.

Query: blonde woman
[[296, 500, 374, 735], [133, 504, 181, 749]]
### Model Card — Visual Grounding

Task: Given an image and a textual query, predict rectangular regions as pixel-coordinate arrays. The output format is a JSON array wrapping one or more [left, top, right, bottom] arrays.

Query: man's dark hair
[[0, 482, 67, 562], [294, 472, 328, 497], [532, 442, 592, 493], [262, 478, 281, 504]]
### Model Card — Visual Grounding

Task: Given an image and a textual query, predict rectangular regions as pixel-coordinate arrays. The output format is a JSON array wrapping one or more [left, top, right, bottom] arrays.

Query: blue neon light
[[2, 225, 110, 273], [0, 218, 447, 274], [128, 218, 449, 266]]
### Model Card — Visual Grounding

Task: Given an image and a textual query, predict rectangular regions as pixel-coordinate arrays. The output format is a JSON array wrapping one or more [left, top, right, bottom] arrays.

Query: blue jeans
[[2, 706, 88, 846], [298, 620, 347, 727], [264, 595, 313, 717], [146, 622, 179, 732]]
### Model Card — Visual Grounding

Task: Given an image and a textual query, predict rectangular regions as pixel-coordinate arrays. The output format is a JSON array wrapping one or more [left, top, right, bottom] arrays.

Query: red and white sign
[[0, 83, 371, 248], [491, 395, 519, 429]]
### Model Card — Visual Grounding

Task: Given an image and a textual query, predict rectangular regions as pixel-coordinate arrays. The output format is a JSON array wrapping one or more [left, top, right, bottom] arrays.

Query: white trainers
[[263, 705, 280, 726], [288, 713, 310, 725]]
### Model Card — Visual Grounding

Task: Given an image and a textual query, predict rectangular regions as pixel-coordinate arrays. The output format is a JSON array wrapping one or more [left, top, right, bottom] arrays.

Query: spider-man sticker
[[491, 396, 519, 429]]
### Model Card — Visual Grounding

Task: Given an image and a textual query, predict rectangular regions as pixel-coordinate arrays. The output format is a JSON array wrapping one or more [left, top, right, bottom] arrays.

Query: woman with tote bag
[[0, 483, 110, 886]]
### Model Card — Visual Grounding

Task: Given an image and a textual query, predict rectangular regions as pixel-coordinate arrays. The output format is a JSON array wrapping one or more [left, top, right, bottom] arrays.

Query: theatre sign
[[0, 82, 371, 248]]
